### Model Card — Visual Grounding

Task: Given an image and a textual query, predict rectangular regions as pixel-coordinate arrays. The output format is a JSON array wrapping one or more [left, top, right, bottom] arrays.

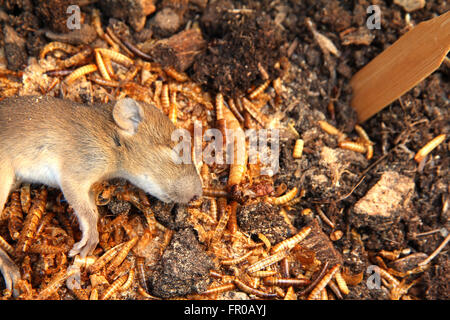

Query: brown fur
[[0, 95, 202, 295]]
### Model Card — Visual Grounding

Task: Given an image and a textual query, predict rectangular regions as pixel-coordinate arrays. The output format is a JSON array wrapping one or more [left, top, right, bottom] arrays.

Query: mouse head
[[112, 98, 202, 203]]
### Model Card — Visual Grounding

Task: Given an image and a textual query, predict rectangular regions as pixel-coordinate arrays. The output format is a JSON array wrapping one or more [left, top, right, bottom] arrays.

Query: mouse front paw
[[69, 229, 99, 258], [0, 251, 21, 297]]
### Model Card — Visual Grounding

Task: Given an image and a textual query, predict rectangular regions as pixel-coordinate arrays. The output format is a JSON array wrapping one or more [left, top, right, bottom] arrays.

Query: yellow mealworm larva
[[88, 242, 126, 274], [354, 124, 373, 145], [8, 191, 23, 240], [366, 143, 374, 160], [16, 188, 47, 254], [267, 187, 298, 205], [334, 269, 349, 295], [233, 278, 277, 298], [242, 97, 267, 126], [220, 249, 254, 266], [307, 264, 340, 300], [95, 50, 111, 81], [92, 9, 105, 39], [318, 120, 346, 140], [257, 233, 272, 251], [414, 134, 446, 163], [161, 84, 170, 111], [211, 201, 231, 245], [39, 42, 78, 60], [293, 139, 304, 159], [121, 268, 135, 291], [100, 274, 128, 300], [107, 237, 139, 273], [201, 283, 236, 295], [271, 226, 312, 253], [64, 64, 98, 85], [273, 77, 283, 96], [0, 234, 14, 256], [95, 48, 134, 68], [338, 140, 367, 154], [36, 268, 78, 300], [58, 46, 93, 68], [169, 91, 178, 124], [164, 67, 189, 82], [376, 267, 400, 287], [249, 270, 278, 277], [246, 250, 287, 274], [249, 80, 270, 99], [216, 93, 224, 121]]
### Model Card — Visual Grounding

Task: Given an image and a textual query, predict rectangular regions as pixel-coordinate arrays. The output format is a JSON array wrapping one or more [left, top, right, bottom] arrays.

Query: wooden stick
[[351, 11, 450, 122]]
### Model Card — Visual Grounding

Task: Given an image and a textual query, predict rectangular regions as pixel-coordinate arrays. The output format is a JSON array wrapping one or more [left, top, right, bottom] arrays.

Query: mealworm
[[249, 80, 270, 100], [164, 66, 189, 82], [263, 276, 310, 287], [220, 249, 254, 266], [293, 139, 304, 159], [307, 264, 340, 300], [267, 187, 298, 205], [100, 274, 128, 300], [64, 64, 98, 84], [201, 282, 236, 295], [334, 269, 349, 295], [106, 237, 139, 273], [202, 187, 228, 198], [211, 198, 230, 245], [271, 226, 312, 253], [88, 242, 126, 274], [8, 191, 23, 240], [414, 134, 446, 163], [16, 188, 47, 254], [216, 93, 224, 121], [58, 46, 93, 68], [318, 120, 346, 140], [169, 91, 178, 124], [95, 48, 134, 68], [95, 49, 111, 80], [40, 42, 78, 60], [233, 278, 277, 298], [338, 140, 367, 154], [242, 97, 268, 126], [246, 250, 287, 274]]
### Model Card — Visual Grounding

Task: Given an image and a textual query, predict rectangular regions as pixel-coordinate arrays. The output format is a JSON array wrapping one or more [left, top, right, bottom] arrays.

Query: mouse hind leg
[[60, 179, 99, 258], [0, 248, 21, 297]]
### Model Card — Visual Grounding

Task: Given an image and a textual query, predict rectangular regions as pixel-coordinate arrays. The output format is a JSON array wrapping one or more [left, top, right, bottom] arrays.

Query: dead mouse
[[0, 95, 202, 295]]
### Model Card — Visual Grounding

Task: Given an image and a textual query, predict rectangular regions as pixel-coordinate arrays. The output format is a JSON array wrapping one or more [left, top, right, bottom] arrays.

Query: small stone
[[394, 0, 426, 12], [351, 171, 415, 231]]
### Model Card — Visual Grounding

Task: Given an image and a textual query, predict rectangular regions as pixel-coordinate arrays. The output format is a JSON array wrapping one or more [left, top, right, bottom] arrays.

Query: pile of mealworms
[[1, 9, 444, 300]]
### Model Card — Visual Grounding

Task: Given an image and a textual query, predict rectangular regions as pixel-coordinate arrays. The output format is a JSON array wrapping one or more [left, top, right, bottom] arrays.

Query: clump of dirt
[[192, 0, 285, 96], [148, 228, 214, 298], [237, 202, 292, 245]]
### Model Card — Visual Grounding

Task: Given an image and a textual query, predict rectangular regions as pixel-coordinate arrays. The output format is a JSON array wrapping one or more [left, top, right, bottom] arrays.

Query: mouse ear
[[113, 98, 144, 135]]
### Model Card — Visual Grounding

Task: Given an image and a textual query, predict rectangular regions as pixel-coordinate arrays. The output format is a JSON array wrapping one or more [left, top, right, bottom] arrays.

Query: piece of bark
[[389, 253, 428, 273], [141, 28, 206, 71], [99, 0, 156, 32], [3, 25, 27, 71], [301, 219, 343, 267], [351, 171, 415, 231]]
